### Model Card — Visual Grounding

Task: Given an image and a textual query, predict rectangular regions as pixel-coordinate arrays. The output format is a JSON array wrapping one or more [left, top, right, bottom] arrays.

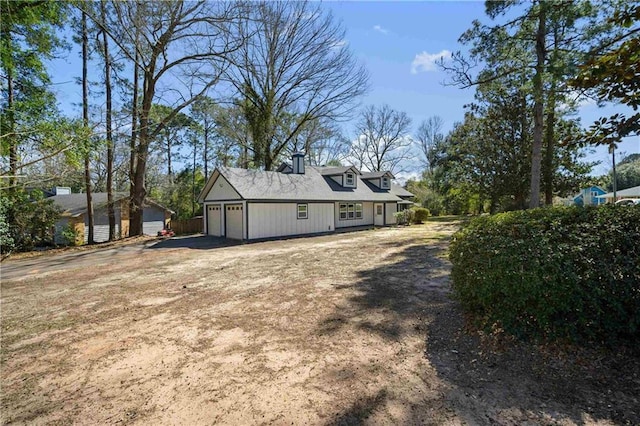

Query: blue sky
[[49, 1, 639, 177], [325, 0, 639, 176]]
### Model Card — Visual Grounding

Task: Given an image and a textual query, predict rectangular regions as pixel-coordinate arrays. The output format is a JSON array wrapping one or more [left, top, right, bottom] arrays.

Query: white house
[[197, 153, 414, 241]]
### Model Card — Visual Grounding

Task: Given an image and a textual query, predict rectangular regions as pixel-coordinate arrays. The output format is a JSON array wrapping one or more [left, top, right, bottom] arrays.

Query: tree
[[571, 3, 640, 146], [351, 104, 412, 173], [80, 7, 95, 245], [226, 1, 368, 170], [0, 0, 68, 186], [88, 1, 246, 236], [441, 0, 604, 208], [415, 116, 444, 175], [99, 0, 116, 241]]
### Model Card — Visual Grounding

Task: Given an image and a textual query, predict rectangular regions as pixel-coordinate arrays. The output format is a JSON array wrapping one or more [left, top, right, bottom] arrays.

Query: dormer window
[[345, 173, 355, 186], [381, 177, 390, 189]]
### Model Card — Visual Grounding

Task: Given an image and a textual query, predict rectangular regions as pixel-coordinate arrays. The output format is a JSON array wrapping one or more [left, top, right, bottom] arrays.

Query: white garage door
[[143, 207, 166, 236], [207, 205, 222, 236], [226, 204, 243, 240]]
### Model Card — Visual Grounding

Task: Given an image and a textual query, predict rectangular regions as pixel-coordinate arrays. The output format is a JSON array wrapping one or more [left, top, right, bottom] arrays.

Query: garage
[[226, 204, 243, 240], [142, 207, 166, 236], [207, 204, 222, 236]]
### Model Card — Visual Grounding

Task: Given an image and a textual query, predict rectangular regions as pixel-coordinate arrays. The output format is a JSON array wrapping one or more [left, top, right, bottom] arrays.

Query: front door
[[374, 203, 384, 226]]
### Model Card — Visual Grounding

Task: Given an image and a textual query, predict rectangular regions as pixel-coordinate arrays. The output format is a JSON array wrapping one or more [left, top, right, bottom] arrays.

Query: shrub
[[412, 207, 430, 223], [449, 205, 640, 347], [394, 209, 413, 225]]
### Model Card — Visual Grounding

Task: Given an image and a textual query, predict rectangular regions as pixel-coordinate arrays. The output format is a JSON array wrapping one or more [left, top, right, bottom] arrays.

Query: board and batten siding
[[335, 201, 374, 228], [385, 203, 398, 225], [204, 173, 241, 201], [247, 202, 334, 239]]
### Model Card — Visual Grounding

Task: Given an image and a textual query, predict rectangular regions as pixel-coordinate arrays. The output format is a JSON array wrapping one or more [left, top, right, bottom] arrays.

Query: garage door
[[207, 205, 222, 236], [226, 204, 243, 240], [143, 208, 165, 236]]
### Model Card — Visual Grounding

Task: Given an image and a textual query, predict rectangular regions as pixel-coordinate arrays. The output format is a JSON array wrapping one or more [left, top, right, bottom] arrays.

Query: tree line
[[1, 0, 638, 250]]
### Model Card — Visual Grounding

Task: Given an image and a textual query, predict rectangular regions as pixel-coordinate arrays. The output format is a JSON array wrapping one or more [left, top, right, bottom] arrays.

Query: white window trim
[[381, 177, 390, 189], [297, 203, 308, 219], [345, 173, 355, 186], [339, 202, 363, 220]]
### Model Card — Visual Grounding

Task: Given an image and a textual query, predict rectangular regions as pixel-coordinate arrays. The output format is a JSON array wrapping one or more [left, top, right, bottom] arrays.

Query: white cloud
[[373, 25, 389, 35], [410, 50, 452, 74]]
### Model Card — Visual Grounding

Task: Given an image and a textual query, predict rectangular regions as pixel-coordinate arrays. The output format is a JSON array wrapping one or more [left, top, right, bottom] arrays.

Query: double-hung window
[[381, 177, 389, 189], [339, 203, 347, 220], [345, 173, 355, 186], [347, 203, 355, 219], [355, 203, 363, 219], [297, 203, 308, 219]]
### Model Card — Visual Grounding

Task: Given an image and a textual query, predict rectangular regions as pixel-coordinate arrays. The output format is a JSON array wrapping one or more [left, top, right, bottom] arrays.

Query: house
[[50, 192, 173, 245], [572, 186, 607, 206], [595, 185, 640, 204], [197, 153, 415, 241]]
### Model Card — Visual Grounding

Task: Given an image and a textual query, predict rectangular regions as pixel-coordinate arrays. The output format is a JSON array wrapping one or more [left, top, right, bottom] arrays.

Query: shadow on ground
[[146, 235, 240, 250], [320, 230, 640, 425]]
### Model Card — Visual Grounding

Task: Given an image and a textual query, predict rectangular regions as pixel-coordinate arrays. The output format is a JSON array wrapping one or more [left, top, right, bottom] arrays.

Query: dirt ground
[[1, 220, 639, 425]]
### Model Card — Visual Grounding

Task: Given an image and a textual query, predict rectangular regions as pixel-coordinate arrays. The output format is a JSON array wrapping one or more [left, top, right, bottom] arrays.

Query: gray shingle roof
[[213, 166, 404, 202], [596, 185, 640, 199], [390, 183, 414, 198], [361, 171, 394, 179], [49, 192, 173, 216], [317, 166, 360, 176]]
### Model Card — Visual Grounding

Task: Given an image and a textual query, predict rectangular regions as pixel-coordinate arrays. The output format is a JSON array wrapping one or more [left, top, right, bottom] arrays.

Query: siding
[[248, 202, 333, 239], [335, 201, 374, 228], [385, 203, 397, 225], [205, 173, 241, 200]]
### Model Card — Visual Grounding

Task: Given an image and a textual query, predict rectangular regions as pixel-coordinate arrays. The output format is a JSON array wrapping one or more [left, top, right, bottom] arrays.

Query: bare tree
[[81, 9, 95, 245], [415, 116, 444, 174], [351, 105, 412, 173], [226, 1, 369, 170], [86, 1, 246, 236]]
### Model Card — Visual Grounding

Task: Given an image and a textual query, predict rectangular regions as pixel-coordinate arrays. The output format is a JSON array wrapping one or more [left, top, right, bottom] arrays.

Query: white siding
[[385, 203, 398, 225], [248, 203, 333, 239], [335, 201, 373, 228], [205, 174, 241, 201]]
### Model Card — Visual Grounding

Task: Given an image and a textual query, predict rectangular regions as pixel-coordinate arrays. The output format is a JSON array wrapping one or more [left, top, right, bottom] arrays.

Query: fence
[[169, 217, 203, 235]]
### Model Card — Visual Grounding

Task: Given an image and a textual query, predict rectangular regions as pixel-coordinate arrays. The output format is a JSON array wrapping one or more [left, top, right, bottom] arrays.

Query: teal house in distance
[[573, 186, 607, 206]]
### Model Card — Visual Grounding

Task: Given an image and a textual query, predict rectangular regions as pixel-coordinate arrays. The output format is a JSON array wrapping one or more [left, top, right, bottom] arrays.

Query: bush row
[[449, 205, 640, 347]]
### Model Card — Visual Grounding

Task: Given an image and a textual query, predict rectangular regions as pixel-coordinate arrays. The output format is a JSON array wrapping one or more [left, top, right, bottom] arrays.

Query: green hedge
[[449, 205, 640, 347]]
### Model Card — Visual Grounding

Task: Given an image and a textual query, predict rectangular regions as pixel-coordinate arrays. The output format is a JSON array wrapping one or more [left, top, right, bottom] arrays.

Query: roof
[[317, 166, 360, 176], [361, 171, 395, 179], [49, 192, 173, 217], [199, 166, 409, 203], [390, 183, 414, 198], [596, 185, 640, 199]]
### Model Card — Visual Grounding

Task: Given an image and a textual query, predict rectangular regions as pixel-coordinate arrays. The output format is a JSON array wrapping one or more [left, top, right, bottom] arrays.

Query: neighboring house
[[50, 192, 173, 245], [197, 153, 415, 241], [595, 185, 640, 204], [572, 186, 607, 206]]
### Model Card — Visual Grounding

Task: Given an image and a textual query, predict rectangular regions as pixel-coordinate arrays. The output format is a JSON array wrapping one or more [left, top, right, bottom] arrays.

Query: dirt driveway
[[1, 221, 638, 425]]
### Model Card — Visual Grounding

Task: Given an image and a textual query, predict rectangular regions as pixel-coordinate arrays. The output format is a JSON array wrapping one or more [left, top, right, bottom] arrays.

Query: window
[[345, 173, 354, 186], [339, 202, 363, 220], [381, 177, 389, 188], [297, 203, 308, 219], [339, 203, 347, 220], [376, 205, 383, 215]]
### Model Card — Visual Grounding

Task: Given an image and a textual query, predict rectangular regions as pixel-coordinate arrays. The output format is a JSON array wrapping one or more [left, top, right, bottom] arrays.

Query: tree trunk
[[101, 0, 116, 241], [129, 68, 155, 236], [166, 129, 173, 183], [82, 10, 95, 244], [529, 2, 546, 209], [129, 50, 139, 235], [203, 122, 209, 178], [543, 96, 556, 206], [6, 61, 17, 187]]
